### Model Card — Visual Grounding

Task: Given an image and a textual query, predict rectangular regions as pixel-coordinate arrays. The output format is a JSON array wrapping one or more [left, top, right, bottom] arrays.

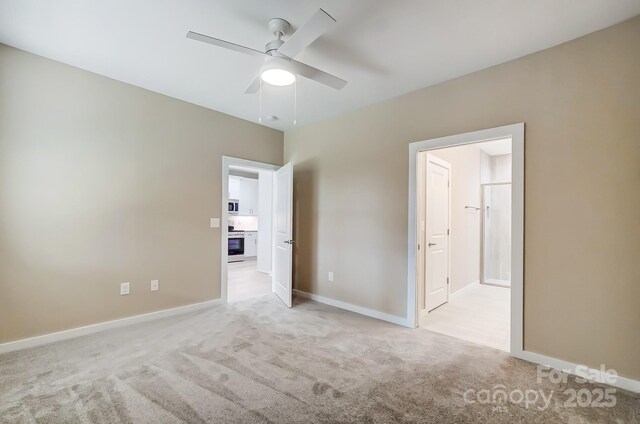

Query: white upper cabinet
[[229, 176, 259, 215], [229, 176, 241, 199], [238, 178, 259, 216]]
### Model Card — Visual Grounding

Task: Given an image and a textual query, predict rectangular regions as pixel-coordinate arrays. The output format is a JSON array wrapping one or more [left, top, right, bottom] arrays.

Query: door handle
[[284, 240, 295, 244], [428, 243, 436, 247]]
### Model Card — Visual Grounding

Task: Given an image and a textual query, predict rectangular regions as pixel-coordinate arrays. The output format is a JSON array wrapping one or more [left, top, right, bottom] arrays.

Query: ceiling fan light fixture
[[261, 69, 296, 86], [260, 56, 296, 86]]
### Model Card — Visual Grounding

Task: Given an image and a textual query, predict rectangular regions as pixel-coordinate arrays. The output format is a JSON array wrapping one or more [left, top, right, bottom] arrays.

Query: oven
[[228, 232, 244, 261]]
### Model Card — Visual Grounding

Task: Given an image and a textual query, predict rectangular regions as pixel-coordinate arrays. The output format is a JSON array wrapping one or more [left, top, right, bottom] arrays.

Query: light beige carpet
[[1, 295, 638, 423]]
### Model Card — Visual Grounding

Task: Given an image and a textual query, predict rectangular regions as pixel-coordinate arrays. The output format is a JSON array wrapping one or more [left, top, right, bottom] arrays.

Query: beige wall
[[285, 17, 640, 379], [428, 145, 483, 293], [0, 44, 283, 343]]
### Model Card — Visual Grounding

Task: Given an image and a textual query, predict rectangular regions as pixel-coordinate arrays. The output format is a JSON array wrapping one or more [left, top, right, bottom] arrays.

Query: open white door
[[272, 162, 293, 307], [425, 154, 450, 311]]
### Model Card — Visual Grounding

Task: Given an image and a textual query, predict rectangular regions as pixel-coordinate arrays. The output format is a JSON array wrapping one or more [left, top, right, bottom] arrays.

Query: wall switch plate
[[328, 272, 334, 282], [150, 280, 159, 291], [210, 218, 220, 228], [120, 282, 130, 295]]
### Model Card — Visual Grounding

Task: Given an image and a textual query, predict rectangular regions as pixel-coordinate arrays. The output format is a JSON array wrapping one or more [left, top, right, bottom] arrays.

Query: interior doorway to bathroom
[[415, 137, 513, 351]]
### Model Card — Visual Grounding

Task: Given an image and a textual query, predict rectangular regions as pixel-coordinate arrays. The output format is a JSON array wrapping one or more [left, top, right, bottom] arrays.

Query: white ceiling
[[1, 1, 638, 131]]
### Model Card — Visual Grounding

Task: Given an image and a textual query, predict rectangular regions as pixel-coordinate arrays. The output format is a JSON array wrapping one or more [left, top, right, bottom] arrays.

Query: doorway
[[221, 157, 294, 307], [407, 123, 524, 355], [417, 139, 512, 351], [227, 164, 272, 302]]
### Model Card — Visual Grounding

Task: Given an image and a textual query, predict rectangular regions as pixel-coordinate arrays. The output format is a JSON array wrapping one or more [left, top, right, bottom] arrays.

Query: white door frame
[[221, 156, 280, 302], [407, 123, 524, 356]]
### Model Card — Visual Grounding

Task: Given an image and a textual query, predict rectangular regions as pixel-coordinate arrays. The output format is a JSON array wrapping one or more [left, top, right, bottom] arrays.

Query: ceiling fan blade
[[245, 75, 261, 94], [290, 60, 347, 90], [277, 9, 335, 59], [186, 31, 266, 58]]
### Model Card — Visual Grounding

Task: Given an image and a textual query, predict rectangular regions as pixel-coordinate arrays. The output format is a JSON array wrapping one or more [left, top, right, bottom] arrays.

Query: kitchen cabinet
[[244, 231, 257, 257], [229, 176, 241, 199], [238, 178, 259, 216], [229, 175, 258, 216]]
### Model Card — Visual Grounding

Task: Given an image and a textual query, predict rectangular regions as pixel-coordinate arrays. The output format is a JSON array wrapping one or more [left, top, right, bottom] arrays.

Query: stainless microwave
[[228, 199, 239, 215]]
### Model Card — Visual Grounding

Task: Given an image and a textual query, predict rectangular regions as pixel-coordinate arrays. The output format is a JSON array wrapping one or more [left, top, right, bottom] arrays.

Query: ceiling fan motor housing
[[268, 18, 290, 37], [261, 55, 293, 73], [265, 39, 285, 54]]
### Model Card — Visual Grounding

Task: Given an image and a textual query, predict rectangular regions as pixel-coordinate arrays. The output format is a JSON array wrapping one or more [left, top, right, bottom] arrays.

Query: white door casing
[[416, 152, 427, 312], [425, 154, 450, 311], [273, 162, 293, 307]]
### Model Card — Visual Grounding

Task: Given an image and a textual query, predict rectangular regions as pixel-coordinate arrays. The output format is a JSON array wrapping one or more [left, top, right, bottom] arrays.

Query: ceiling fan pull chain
[[258, 77, 262, 123]]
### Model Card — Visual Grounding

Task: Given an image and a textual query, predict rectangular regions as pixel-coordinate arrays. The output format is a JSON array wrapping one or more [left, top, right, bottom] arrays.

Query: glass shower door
[[481, 183, 511, 287]]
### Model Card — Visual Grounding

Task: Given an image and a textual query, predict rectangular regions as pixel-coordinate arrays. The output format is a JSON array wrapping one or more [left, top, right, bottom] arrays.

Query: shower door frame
[[480, 182, 512, 288]]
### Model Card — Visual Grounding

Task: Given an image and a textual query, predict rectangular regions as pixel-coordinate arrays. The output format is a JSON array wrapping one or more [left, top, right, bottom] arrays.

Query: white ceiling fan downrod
[[259, 77, 262, 124]]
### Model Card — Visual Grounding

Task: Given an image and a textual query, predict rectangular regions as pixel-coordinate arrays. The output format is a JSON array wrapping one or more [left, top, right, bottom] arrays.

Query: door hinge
[[417, 244, 420, 250], [447, 229, 450, 235], [447, 277, 450, 285]]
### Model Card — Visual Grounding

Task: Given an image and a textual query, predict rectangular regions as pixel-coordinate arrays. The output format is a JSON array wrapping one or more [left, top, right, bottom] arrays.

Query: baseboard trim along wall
[[514, 351, 640, 394], [0, 299, 223, 354], [294, 289, 639, 394], [293, 289, 410, 327], [3, 291, 638, 394], [450, 280, 480, 299]]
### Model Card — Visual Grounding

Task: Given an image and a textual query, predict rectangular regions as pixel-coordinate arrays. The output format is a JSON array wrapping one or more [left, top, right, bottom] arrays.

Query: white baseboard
[[514, 350, 640, 394], [293, 289, 410, 327], [5, 292, 636, 395], [0, 299, 223, 354], [482, 278, 511, 288], [293, 290, 639, 393], [450, 280, 479, 298]]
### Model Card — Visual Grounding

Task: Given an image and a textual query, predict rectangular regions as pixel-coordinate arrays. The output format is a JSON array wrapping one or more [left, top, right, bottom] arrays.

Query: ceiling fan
[[186, 9, 347, 93]]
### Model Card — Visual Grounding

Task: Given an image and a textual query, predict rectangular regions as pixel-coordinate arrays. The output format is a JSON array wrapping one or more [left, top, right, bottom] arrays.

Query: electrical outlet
[[328, 272, 334, 282], [210, 218, 220, 228], [150, 280, 159, 292], [120, 282, 130, 295]]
